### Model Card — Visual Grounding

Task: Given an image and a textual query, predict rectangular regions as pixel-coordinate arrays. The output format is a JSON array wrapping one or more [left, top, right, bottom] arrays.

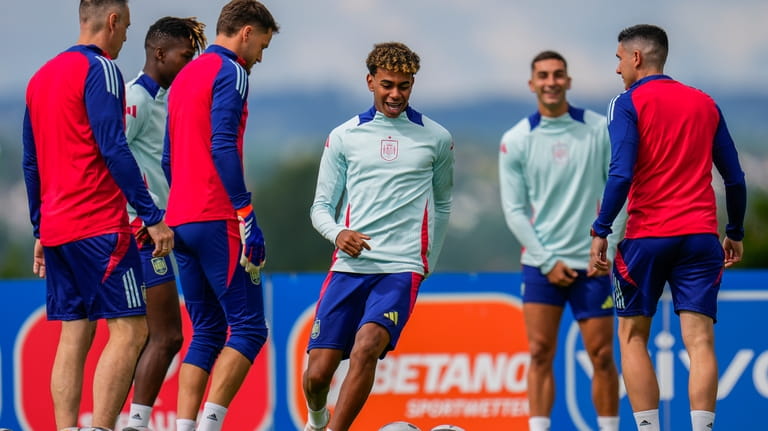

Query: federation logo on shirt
[[151, 257, 168, 275], [551, 141, 569, 164], [381, 138, 399, 161], [311, 319, 321, 339]]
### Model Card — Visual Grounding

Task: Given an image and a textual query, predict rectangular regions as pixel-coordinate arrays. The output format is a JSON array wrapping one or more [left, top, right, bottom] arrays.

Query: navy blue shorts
[[521, 265, 614, 321], [307, 271, 424, 359], [137, 240, 176, 288], [173, 220, 266, 361], [612, 234, 724, 320], [44, 232, 145, 321]]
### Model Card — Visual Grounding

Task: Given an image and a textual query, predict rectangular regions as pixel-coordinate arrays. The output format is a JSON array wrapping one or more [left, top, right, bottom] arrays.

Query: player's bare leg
[[617, 315, 658, 411], [92, 315, 148, 429], [177, 363, 210, 421], [327, 323, 390, 431], [131, 281, 183, 406], [578, 315, 619, 416], [523, 303, 564, 417], [51, 319, 97, 429], [303, 348, 343, 409], [205, 347, 253, 407], [679, 311, 717, 411]]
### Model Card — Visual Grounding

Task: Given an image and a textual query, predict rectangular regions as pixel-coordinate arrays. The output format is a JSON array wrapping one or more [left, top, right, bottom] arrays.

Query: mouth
[[385, 101, 403, 114]]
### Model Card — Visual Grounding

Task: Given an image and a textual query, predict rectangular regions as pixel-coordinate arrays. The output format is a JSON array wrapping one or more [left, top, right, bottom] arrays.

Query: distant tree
[[741, 188, 768, 268]]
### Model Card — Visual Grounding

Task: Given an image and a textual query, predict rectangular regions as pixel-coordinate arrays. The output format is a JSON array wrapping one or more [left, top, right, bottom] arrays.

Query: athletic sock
[[197, 402, 228, 431], [307, 405, 329, 428], [528, 416, 550, 431], [126, 403, 152, 428], [633, 409, 660, 431], [597, 416, 620, 431], [691, 410, 715, 431], [176, 418, 196, 431]]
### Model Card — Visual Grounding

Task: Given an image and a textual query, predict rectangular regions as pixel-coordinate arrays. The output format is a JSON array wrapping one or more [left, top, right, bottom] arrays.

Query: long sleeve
[[711, 106, 746, 241], [22, 108, 41, 238], [498, 138, 556, 273], [310, 134, 348, 245], [428, 136, 454, 272]]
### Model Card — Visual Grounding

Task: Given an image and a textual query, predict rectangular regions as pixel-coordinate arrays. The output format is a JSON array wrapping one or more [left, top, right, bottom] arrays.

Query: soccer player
[[121, 16, 207, 431], [498, 51, 621, 431], [162, 1, 278, 430], [590, 24, 746, 431], [22, 1, 174, 430], [303, 42, 454, 431]]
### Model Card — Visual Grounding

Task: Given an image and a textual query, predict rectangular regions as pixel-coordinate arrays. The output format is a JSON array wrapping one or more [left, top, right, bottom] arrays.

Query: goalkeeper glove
[[236, 204, 266, 274]]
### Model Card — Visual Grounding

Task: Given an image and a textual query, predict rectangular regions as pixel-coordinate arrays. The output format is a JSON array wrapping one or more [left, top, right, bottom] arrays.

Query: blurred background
[[1, 0, 766, 277]]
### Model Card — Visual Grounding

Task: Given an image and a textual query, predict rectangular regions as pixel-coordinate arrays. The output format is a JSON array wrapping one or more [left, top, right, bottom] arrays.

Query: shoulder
[[501, 116, 533, 143], [582, 108, 608, 129], [419, 113, 453, 142]]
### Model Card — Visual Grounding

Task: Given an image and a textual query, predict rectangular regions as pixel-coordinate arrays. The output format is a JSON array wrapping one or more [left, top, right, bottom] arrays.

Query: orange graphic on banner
[[289, 293, 530, 430], [16, 304, 272, 431]]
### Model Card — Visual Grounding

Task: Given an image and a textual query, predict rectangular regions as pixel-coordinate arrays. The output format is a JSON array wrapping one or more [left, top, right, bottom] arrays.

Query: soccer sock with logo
[[176, 418, 196, 431], [691, 410, 715, 431], [198, 402, 228, 431], [528, 416, 550, 431], [633, 409, 660, 431], [597, 416, 620, 431], [126, 403, 152, 427], [308, 405, 329, 427]]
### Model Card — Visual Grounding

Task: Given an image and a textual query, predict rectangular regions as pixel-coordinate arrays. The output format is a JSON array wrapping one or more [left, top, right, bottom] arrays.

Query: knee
[[349, 331, 389, 365], [150, 328, 184, 355], [304, 363, 335, 391], [185, 328, 228, 372], [527, 340, 555, 369], [227, 322, 269, 362], [588, 344, 616, 373]]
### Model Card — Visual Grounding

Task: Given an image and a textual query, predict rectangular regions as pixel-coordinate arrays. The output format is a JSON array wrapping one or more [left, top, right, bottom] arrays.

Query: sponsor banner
[[2, 272, 768, 430], [13, 302, 272, 431]]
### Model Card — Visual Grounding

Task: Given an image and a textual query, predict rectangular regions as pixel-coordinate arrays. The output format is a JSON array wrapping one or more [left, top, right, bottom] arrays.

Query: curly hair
[[145, 16, 207, 54], [366, 42, 420, 75]]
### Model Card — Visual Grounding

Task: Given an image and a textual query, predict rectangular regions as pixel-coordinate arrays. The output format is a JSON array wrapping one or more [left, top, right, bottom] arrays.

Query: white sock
[[691, 410, 715, 430], [597, 416, 620, 431], [176, 418, 197, 431], [126, 403, 152, 427], [198, 402, 228, 431], [633, 409, 660, 431], [528, 416, 550, 431], [308, 405, 329, 427]]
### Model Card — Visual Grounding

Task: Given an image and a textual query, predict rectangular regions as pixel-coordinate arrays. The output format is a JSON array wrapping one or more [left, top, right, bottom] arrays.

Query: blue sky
[[2, 0, 767, 104]]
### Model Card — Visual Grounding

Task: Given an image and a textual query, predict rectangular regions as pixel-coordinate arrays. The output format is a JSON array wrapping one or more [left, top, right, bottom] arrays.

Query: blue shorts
[[173, 220, 266, 358], [137, 240, 176, 288], [44, 232, 145, 321], [521, 265, 614, 321], [307, 271, 424, 359], [612, 234, 724, 321]]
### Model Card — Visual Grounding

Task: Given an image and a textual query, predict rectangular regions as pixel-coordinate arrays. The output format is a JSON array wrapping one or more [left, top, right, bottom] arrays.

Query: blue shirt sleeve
[[162, 116, 172, 185], [86, 57, 164, 226], [22, 108, 41, 238], [210, 59, 251, 211], [592, 94, 638, 237], [712, 106, 746, 240]]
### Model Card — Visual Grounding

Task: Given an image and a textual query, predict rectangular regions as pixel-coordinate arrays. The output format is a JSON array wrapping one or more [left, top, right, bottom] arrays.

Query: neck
[[538, 102, 568, 118], [77, 28, 109, 57], [213, 34, 240, 57], [142, 63, 169, 89]]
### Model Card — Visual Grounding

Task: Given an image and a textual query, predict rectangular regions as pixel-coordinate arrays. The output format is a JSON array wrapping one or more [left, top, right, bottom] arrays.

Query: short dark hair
[[216, 0, 279, 36], [366, 42, 421, 75], [531, 50, 567, 70], [145, 17, 207, 55], [617, 24, 669, 68], [79, 0, 127, 28]]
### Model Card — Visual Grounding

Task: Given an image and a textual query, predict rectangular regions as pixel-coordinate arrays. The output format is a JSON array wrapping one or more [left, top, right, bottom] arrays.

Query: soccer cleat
[[379, 422, 421, 431], [304, 407, 330, 431]]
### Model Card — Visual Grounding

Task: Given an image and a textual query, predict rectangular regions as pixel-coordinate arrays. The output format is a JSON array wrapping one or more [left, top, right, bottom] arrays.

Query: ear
[[565, 75, 572, 90], [528, 78, 535, 93], [241, 25, 253, 43], [366, 73, 374, 92], [154, 46, 165, 62], [107, 12, 118, 33], [632, 49, 642, 68]]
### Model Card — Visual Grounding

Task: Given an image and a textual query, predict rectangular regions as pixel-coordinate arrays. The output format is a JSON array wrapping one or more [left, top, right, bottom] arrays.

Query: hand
[[546, 260, 578, 287], [134, 225, 150, 246], [723, 237, 743, 268], [589, 236, 609, 276], [32, 239, 45, 278], [237, 205, 266, 273], [335, 229, 371, 258], [146, 221, 174, 257]]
